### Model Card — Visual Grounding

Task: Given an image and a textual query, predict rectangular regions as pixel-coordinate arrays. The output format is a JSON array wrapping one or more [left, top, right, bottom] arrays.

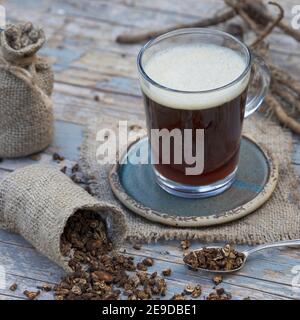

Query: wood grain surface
[[0, 0, 299, 300]]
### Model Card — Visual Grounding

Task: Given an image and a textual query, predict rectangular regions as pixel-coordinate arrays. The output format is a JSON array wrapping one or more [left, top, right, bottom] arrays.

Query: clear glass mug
[[137, 28, 270, 198]]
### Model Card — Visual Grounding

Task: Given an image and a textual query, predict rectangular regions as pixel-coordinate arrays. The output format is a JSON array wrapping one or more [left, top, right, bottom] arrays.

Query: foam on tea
[[141, 44, 250, 109]]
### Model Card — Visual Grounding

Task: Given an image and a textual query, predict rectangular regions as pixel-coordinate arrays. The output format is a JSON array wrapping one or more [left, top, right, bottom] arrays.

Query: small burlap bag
[[0, 25, 54, 158], [0, 165, 127, 272]]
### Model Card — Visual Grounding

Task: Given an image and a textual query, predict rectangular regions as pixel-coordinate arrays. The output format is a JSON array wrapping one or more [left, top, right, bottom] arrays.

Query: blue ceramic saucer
[[109, 136, 278, 227]]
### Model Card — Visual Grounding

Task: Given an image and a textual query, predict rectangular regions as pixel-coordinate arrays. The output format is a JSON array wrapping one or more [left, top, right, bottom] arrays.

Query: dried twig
[[225, 0, 260, 32], [270, 64, 300, 97], [272, 82, 300, 113], [240, 0, 268, 26], [265, 95, 300, 134], [250, 2, 284, 49], [116, 9, 235, 44], [242, 0, 300, 43], [226, 0, 283, 47], [225, 23, 244, 40]]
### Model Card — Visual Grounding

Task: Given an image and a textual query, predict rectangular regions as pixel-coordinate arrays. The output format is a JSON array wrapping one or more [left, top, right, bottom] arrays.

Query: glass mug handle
[[244, 54, 271, 118]]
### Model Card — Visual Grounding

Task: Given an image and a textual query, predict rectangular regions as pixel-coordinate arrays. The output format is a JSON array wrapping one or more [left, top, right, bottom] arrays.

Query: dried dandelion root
[[225, 0, 260, 32], [226, 0, 283, 48], [250, 2, 284, 48], [241, 0, 300, 43], [265, 95, 300, 134], [272, 83, 300, 114], [270, 64, 300, 97]]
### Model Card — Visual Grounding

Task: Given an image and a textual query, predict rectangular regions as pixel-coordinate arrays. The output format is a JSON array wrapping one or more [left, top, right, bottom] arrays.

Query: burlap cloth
[[80, 114, 300, 245], [0, 165, 127, 272]]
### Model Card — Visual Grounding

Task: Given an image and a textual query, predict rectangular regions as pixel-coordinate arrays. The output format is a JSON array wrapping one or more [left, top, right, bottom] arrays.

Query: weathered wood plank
[[0, 294, 23, 300], [49, 121, 83, 161], [110, 0, 225, 16], [52, 82, 144, 124], [0, 231, 292, 300], [0, 241, 65, 284], [0, 230, 33, 249], [5, 0, 201, 28], [128, 240, 300, 269], [49, 0, 201, 28], [0, 227, 299, 290], [124, 242, 300, 296], [56, 70, 140, 97], [112, 0, 298, 20], [0, 273, 55, 300], [127, 254, 297, 299], [0, 227, 297, 300], [0, 120, 83, 171]]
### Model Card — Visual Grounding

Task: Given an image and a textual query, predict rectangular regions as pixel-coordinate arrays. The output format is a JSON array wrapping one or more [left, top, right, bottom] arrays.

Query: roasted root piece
[[55, 211, 168, 300], [184, 245, 245, 271], [265, 95, 300, 134]]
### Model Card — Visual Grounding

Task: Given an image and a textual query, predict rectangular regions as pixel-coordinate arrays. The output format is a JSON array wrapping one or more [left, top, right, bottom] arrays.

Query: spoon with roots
[[184, 239, 300, 274]]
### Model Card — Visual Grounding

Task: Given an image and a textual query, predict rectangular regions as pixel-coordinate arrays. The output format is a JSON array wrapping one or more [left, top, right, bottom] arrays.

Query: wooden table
[[0, 0, 300, 300]]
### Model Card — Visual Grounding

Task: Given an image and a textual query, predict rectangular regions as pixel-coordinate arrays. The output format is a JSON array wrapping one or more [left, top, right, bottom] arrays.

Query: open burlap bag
[[0, 25, 54, 158], [0, 165, 127, 272]]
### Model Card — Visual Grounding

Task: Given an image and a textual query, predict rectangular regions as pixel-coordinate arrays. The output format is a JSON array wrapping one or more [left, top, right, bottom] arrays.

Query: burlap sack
[[0, 26, 54, 158], [0, 165, 127, 272]]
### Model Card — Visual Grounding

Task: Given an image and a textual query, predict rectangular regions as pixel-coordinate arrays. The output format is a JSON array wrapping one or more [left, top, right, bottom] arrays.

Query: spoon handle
[[245, 239, 300, 256]]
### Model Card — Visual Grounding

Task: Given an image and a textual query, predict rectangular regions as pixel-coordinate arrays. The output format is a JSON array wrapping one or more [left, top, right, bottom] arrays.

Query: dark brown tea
[[143, 89, 247, 185], [140, 44, 250, 188]]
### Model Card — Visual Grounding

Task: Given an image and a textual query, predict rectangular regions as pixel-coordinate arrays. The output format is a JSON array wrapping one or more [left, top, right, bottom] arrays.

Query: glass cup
[[137, 28, 270, 198]]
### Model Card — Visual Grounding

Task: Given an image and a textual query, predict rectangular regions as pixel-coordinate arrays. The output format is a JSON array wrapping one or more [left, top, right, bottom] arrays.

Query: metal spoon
[[184, 239, 300, 273]]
